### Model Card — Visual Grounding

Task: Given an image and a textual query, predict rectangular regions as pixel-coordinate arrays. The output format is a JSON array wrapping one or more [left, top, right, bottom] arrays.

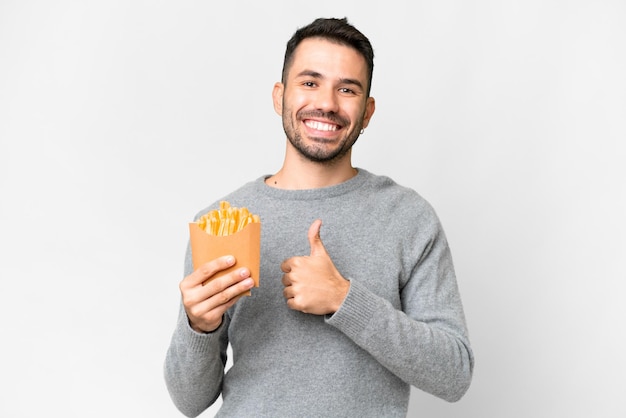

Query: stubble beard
[[282, 107, 364, 165]]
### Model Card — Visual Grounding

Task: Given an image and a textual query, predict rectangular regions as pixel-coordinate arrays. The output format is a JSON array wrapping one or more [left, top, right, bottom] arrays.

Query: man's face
[[273, 38, 375, 164]]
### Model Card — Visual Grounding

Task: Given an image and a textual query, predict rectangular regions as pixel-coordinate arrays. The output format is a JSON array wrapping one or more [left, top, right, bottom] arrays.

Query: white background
[[1, 1, 625, 417]]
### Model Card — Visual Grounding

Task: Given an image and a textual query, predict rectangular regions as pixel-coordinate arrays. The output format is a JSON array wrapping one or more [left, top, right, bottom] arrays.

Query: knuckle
[[188, 305, 202, 319], [199, 264, 213, 277], [216, 274, 232, 291], [180, 290, 195, 307], [216, 291, 230, 306]]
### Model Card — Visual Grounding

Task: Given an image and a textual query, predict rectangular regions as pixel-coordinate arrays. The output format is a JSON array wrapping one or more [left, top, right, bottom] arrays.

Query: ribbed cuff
[[325, 279, 380, 342], [176, 311, 224, 354]]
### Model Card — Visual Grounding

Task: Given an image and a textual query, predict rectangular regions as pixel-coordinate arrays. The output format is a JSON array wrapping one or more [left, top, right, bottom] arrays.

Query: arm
[[164, 247, 255, 417], [282, 219, 473, 402], [164, 305, 229, 417], [327, 224, 474, 402]]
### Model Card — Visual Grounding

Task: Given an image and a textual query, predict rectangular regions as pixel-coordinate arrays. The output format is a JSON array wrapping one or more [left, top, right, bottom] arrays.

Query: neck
[[266, 147, 357, 190]]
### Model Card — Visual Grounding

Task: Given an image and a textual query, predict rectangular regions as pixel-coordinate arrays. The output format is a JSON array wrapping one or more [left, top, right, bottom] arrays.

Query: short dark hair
[[281, 17, 374, 96]]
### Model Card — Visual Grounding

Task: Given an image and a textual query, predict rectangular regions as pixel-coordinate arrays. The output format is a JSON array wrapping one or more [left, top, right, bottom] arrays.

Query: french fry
[[197, 201, 261, 236]]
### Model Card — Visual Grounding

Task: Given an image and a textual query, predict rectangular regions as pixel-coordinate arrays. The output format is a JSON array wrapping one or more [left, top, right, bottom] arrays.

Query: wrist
[[334, 278, 350, 312], [188, 316, 222, 334]]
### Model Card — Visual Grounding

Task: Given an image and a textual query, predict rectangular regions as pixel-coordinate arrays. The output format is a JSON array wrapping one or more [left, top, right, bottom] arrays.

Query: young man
[[165, 17, 473, 417]]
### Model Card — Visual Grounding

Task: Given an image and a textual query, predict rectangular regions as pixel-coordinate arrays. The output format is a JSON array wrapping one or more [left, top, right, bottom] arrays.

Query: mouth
[[303, 119, 341, 132]]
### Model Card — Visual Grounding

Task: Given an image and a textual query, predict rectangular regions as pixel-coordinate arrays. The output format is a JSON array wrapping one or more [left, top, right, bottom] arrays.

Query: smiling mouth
[[304, 120, 340, 132]]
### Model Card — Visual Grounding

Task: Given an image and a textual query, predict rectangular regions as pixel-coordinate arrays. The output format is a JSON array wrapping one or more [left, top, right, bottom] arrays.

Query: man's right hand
[[179, 255, 255, 333]]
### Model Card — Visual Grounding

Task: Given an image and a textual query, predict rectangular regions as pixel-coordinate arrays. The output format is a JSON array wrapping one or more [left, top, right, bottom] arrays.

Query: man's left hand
[[281, 219, 350, 315]]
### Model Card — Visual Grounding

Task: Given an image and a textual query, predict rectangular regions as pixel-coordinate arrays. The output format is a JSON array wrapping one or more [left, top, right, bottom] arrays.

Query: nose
[[313, 86, 339, 113]]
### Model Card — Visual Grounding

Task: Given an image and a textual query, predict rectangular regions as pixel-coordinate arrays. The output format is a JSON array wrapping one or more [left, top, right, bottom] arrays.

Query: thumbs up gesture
[[280, 219, 350, 315]]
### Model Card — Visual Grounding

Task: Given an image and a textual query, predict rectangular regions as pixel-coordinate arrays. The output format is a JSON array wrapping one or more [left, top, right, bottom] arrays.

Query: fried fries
[[197, 201, 261, 236]]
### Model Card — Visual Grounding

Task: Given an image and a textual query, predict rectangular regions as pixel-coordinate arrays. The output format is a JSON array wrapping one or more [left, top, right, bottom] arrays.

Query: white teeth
[[305, 120, 338, 131]]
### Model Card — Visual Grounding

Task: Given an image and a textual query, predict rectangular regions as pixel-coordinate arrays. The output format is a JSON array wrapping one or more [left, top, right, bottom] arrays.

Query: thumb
[[308, 219, 327, 256]]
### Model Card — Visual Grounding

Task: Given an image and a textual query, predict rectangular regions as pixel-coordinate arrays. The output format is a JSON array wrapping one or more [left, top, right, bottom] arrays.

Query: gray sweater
[[164, 169, 473, 417]]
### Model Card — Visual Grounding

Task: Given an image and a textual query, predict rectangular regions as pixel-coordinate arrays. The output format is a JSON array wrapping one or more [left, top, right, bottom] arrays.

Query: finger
[[182, 267, 249, 309], [283, 285, 293, 300], [308, 219, 326, 257], [188, 284, 250, 331], [207, 267, 251, 295], [281, 273, 291, 286], [187, 255, 236, 287], [280, 258, 292, 273], [285, 297, 303, 312], [207, 275, 255, 310]]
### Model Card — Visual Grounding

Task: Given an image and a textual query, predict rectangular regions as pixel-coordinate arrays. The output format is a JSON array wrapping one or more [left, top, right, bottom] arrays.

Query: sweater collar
[[256, 168, 370, 201]]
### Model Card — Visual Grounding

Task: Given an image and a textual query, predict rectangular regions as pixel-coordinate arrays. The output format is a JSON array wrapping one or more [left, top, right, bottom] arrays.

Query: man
[[165, 17, 473, 417]]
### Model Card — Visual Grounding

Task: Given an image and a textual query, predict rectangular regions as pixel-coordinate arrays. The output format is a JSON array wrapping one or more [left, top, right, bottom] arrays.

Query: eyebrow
[[295, 70, 364, 90]]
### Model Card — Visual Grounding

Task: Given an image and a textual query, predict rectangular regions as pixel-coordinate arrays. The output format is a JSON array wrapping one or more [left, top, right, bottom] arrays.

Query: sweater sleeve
[[325, 221, 474, 402], [163, 303, 229, 417], [163, 209, 234, 417]]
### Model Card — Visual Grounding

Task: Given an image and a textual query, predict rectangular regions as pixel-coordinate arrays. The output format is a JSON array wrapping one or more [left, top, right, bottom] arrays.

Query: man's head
[[274, 18, 376, 165], [282, 18, 374, 97]]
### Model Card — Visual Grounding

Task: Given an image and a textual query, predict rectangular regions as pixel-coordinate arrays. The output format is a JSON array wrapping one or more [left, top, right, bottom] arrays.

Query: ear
[[361, 96, 376, 129], [272, 82, 284, 116]]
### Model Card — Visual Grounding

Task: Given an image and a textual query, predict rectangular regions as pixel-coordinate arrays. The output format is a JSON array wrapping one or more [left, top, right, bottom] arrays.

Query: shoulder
[[360, 169, 437, 217], [357, 170, 446, 247]]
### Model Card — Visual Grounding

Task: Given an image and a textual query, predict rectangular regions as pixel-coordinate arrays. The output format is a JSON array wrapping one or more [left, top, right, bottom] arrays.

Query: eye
[[302, 81, 317, 88], [339, 87, 357, 95]]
